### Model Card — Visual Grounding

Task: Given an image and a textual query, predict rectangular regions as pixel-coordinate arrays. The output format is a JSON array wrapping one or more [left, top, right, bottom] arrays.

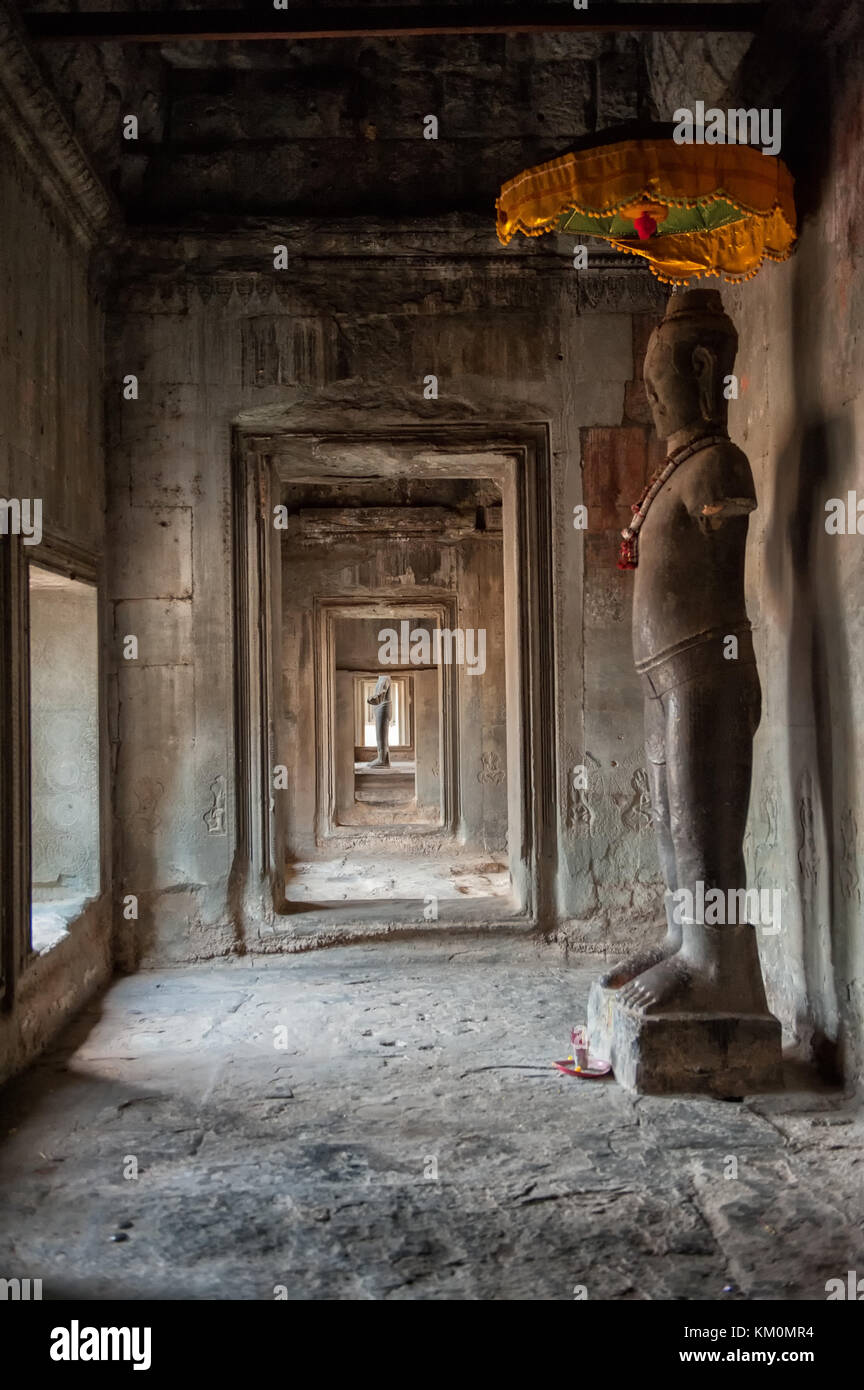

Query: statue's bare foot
[[617, 955, 698, 1013], [367, 757, 390, 769], [598, 938, 677, 990], [617, 931, 770, 1016]]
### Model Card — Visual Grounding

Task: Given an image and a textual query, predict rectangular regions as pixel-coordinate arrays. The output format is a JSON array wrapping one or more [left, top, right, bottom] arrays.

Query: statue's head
[[643, 289, 738, 441]]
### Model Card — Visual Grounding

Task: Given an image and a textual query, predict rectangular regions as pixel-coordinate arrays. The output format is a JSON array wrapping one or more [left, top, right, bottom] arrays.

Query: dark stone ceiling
[[18, 0, 851, 226], [20, 1, 664, 220]]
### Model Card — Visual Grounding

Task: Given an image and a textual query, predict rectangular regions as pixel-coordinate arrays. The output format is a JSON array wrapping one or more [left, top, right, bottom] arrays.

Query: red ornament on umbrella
[[632, 210, 657, 240]]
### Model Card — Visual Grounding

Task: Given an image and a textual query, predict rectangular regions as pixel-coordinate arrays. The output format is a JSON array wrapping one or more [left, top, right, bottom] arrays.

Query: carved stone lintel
[[299, 506, 477, 541], [0, 0, 117, 247]]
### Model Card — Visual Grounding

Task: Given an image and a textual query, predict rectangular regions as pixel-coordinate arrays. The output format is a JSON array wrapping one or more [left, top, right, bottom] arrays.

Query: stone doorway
[[232, 425, 556, 939]]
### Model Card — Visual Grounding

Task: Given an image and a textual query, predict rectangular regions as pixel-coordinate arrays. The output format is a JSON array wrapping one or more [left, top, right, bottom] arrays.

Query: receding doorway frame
[[231, 423, 556, 927], [318, 597, 457, 839]]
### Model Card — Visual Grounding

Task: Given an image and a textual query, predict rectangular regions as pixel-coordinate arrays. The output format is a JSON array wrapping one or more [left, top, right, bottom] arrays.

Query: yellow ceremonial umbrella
[[496, 136, 796, 284]]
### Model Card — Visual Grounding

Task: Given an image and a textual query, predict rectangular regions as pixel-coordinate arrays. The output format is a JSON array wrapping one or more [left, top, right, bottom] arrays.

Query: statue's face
[[643, 327, 703, 441]]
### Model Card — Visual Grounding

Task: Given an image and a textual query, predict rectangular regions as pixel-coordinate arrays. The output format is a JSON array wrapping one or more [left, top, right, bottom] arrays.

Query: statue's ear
[[692, 344, 718, 422]]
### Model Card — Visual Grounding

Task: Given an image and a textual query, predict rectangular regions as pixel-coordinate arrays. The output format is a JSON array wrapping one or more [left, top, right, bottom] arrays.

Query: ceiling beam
[[24, 4, 767, 44]]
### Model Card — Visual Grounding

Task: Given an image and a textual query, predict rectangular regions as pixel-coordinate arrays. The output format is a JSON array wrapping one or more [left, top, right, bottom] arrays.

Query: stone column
[[414, 668, 441, 821]]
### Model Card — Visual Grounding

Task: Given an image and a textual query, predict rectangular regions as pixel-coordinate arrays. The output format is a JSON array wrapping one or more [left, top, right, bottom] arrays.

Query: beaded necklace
[[617, 431, 729, 570]]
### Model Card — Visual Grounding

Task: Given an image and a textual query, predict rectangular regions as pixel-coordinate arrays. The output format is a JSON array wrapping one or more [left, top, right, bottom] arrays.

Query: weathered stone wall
[[0, 141, 105, 551], [108, 225, 667, 963], [562, 314, 667, 955], [725, 29, 864, 1083], [0, 122, 108, 1084]]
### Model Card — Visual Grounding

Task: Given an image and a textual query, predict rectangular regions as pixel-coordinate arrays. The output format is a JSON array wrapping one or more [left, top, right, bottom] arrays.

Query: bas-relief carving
[[570, 780, 593, 831], [477, 751, 505, 786], [204, 775, 227, 835], [797, 769, 818, 886], [577, 272, 667, 316], [565, 749, 601, 833], [131, 777, 165, 835], [840, 808, 860, 904], [563, 752, 654, 840], [116, 253, 662, 322], [616, 767, 653, 833], [754, 776, 779, 888]]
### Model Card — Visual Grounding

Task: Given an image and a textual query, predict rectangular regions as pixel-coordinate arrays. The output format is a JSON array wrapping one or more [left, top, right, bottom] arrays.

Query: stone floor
[[284, 851, 511, 904], [1, 935, 863, 1301]]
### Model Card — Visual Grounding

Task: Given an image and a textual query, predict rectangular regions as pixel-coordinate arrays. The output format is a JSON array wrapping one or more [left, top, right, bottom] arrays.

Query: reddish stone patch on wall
[[580, 419, 665, 632], [582, 311, 665, 586], [581, 425, 663, 531], [623, 313, 663, 427]]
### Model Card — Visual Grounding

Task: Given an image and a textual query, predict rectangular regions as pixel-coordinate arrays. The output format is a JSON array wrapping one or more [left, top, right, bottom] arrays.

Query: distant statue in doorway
[[366, 674, 392, 769]]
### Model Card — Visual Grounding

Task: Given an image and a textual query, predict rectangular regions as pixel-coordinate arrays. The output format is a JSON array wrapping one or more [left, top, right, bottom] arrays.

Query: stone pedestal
[[590, 990, 783, 1096], [587, 977, 616, 1066]]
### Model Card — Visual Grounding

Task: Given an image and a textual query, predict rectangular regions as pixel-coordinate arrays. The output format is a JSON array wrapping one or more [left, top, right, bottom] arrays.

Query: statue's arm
[[368, 675, 392, 704], [679, 446, 757, 531]]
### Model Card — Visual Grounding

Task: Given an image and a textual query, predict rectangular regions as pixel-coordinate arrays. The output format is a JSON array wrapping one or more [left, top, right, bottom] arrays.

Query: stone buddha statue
[[366, 673, 392, 769], [588, 288, 782, 1094]]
